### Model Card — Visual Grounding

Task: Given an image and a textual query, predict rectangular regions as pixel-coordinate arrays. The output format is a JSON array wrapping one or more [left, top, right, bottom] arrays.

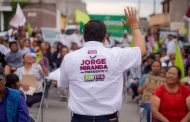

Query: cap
[[25, 53, 36, 58], [31, 53, 37, 58]]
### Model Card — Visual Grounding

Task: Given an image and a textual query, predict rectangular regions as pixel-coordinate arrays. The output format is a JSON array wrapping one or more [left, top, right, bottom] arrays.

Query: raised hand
[[122, 7, 138, 29]]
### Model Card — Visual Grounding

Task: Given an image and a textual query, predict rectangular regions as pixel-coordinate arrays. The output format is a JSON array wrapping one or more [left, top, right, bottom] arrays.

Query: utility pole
[[153, 0, 156, 14]]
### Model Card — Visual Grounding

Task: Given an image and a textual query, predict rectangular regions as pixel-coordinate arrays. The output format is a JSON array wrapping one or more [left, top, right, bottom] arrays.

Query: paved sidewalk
[[30, 87, 140, 122]]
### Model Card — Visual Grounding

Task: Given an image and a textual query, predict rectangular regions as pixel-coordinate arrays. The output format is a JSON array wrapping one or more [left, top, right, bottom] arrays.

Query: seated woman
[[16, 53, 48, 107], [138, 60, 162, 122], [151, 66, 190, 122]]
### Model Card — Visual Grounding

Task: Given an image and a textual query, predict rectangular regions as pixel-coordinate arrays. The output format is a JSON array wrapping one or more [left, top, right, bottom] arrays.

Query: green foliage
[[4, 0, 28, 31]]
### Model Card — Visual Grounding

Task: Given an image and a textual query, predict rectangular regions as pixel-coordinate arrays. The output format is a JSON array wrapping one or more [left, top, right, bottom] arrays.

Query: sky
[[82, 0, 163, 17]]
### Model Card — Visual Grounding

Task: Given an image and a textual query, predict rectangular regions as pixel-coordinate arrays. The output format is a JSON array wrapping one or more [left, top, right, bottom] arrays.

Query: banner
[[89, 15, 131, 38]]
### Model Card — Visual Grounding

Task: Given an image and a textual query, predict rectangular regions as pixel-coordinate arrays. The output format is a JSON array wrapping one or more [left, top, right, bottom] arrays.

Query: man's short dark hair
[[9, 41, 17, 47], [83, 20, 107, 42]]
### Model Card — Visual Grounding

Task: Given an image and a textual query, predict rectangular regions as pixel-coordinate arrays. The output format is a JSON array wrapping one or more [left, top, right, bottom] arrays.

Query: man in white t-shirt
[[56, 29, 71, 49], [69, 30, 84, 48], [60, 7, 146, 122], [166, 34, 176, 55]]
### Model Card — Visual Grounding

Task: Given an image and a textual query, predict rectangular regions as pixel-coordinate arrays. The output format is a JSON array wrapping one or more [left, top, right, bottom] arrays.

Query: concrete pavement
[[30, 86, 141, 122]]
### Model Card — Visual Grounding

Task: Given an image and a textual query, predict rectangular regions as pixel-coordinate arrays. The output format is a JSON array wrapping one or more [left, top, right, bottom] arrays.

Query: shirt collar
[[84, 41, 104, 47]]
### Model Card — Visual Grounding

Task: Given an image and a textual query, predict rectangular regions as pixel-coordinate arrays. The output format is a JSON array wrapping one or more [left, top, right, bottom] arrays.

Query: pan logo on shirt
[[84, 74, 105, 82], [80, 58, 108, 82]]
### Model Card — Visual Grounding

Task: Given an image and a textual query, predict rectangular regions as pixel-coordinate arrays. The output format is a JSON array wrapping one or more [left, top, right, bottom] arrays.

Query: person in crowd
[[151, 66, 190, 122], [18, 38, 31, 55], [185, 54, 190, 67], [24, 39, 35, 53], [145, 28, 155, 54], [104, 33, 116, 48], [0, 38, 10, 55], [154, 53, 161, 61], [70, 42, 79, 52], [142, 55, 154, 74], [160, 67, 167, 78], [181, 48, 188, 66], [119, 32, 131, 47], [53, 41, 64, 58], [56, 29, 71, 49], [69, 29, 84, 48], [36, 49, 49, 70], [138, 60, 162, 93], [160, 49, 169, 67], [40, 42, 48, 55], [0, 39, 8, 68], [166, 34, 176, 55], [0, 67, 30, 122], [59, 7, 146, 122], [181, 65, 190, 86], [168, 54, 175, 67], [129, 67, 141, 99], [16, 53, 48, 107], [138, 60, 162, 122], [56, 46, 69, 68], [4, 41, 23, 74], [5, 73, 20, 89], [153, 33, 160, 54], [31, 39, 40, 52]]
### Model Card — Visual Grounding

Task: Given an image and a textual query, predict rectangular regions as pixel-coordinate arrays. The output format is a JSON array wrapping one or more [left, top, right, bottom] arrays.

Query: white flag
[[10, 4, 26, 28]]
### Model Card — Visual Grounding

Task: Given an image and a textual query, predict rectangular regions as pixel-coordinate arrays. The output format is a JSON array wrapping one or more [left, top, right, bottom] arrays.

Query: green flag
[[75, 10, 90, 25], [27, 22, 33, 36], [175, 43, 185, 78], [153, 41, 160, 53]]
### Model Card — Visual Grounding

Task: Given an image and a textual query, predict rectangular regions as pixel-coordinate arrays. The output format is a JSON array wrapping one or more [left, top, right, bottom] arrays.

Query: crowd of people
[[0, 6, 190, 122], [127, 27, 190, 122]]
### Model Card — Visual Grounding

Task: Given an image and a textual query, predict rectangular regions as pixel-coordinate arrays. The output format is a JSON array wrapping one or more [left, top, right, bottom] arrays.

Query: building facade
[[149, 0, 190, 28], [162, 0, 190, 22], [0, 1, 12, 31], [3, 0, 87, 29]]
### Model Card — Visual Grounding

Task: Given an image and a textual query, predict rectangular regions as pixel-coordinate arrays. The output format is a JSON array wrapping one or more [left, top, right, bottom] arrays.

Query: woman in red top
[[151, 66, 190, 122]]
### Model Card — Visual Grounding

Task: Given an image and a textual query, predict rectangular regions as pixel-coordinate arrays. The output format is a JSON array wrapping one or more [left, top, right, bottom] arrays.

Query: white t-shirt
[[0, 44, 10, 55], [16, 64, 44, 93], [166, 40, 176, 55], [56, 33, 71, 49], [69, 33, 84, 48], [60, 41, 141, 115]]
